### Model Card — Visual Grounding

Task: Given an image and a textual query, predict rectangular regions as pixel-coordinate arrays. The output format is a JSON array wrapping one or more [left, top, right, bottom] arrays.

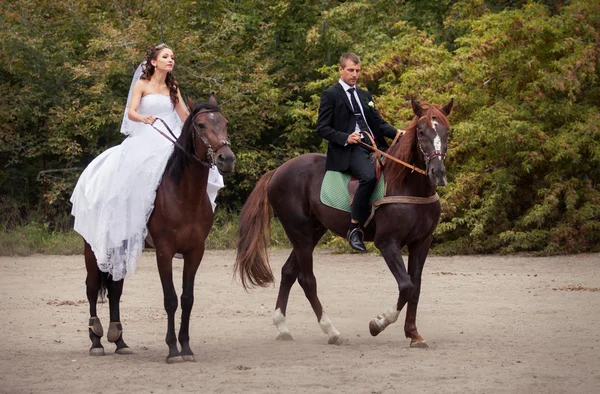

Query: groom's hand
[[346, 131, 361, 144]]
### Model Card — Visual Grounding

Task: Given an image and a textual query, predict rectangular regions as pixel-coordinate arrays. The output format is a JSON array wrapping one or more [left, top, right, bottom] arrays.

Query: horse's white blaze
[[434, 134, 442, 161], [319, 313, 341, 337], [432, 119, 442, 161], [373, 307, 400, 330], [273, 308, 291, 335]]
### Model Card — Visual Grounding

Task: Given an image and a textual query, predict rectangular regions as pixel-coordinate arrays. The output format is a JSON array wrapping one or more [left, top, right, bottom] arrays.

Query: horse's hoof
[[369, 320, 382, 337], [166, 355, 184, 364], [115, 347, 133, 355], [182, 355, 196, 362], [89, 347, 105, 356], [328, 335, 348, 346], [276, 332, 294, 341], [410, 340, 429, 348]]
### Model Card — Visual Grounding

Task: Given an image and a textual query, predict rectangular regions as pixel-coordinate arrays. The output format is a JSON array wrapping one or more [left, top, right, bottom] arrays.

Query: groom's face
[[339, 61, 361, 86]]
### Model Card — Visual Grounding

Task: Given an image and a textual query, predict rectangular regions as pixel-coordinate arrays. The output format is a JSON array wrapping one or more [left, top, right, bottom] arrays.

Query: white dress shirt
[[338, 79, 373, 135]]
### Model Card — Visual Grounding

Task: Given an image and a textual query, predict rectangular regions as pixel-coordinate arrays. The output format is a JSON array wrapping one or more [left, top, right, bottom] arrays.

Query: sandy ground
[[1, 250, 599, 394]]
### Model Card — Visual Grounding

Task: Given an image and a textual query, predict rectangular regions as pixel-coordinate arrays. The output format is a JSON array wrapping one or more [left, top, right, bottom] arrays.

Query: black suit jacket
[[316, 82, 397, 171]]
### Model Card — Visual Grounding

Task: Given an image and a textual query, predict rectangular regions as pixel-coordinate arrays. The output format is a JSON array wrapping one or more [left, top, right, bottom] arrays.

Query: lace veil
[[120, 61, 146, 136]]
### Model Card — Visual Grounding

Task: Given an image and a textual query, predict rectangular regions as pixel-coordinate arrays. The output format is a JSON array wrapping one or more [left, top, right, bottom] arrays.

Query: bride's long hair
[[141, 43, 179, 106]]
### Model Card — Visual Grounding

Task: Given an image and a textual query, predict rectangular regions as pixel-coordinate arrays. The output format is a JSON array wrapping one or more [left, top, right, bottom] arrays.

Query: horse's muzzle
[[428, 162, 447, 187], [216, 152, 236, 176]]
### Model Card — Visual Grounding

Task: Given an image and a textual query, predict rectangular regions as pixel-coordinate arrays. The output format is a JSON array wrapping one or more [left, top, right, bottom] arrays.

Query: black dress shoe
[[347, 227, 366, 252]]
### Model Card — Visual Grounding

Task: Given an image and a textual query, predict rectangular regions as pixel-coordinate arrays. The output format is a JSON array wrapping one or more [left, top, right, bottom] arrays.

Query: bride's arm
[[175, 89, 189, 122], [128, 81, 156, 124]]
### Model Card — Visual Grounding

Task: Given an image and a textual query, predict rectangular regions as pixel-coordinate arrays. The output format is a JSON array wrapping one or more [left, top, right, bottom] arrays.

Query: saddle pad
[[320, 171, 385, 212]]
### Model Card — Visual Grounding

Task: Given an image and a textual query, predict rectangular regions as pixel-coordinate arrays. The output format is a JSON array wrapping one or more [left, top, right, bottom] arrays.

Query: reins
[[357, 132, 427, 175]]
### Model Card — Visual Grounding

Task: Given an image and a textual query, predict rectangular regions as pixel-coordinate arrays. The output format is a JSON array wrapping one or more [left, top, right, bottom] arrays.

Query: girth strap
[[363, 193, 440, 228]]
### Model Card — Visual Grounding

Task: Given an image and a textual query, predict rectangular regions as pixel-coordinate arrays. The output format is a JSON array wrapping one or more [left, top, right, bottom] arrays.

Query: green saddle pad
[[320, 171, 385, 212]]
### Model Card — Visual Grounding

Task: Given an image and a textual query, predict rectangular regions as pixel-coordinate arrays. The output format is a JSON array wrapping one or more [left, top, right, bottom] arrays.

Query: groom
[[316, 52, 403, 252]]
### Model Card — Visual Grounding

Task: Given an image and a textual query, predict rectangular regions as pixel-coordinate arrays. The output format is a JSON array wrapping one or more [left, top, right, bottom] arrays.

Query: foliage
[[1, 0, 598, 255]]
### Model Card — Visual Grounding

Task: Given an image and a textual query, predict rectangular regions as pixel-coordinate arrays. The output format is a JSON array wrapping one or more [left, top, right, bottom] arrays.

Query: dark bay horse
[[235, 99, 452, 347], [84, 95, 236, 363]]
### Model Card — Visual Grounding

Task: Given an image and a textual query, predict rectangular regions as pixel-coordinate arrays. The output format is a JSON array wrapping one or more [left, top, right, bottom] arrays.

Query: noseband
[[418, 145, 445, 163], [152, 109, 230, 168]]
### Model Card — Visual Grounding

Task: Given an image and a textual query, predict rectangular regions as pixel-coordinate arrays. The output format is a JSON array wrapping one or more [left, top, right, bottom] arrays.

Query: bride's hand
[[142, 116, 156, 125]]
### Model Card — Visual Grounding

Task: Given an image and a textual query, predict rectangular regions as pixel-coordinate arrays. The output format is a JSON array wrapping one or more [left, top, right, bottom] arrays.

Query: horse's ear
[[186, 96, 196, 111], [208, 93, 218, 107], [411, 98, 424, 118], [441, 98, 454, 116]]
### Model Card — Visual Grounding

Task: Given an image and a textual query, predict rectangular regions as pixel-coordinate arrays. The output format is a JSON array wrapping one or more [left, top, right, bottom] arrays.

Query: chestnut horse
[[84, 96, 236, 363], [235, 99, 452, 347]]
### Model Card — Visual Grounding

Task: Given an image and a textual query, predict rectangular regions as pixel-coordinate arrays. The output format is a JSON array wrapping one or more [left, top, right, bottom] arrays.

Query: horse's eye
[[196, 123, 206, 129], [418, 129, 424, 136]]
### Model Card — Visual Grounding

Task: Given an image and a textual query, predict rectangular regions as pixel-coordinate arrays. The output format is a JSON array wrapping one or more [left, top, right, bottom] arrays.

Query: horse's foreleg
[[84, 242, 104, 356], [156, 252, 181, 363], [403, 239, 432, 348], [273, 251, 300, 341], [369, 241, 413, 339], [179, 248, 204, 362], [106, 277, 132, 354]]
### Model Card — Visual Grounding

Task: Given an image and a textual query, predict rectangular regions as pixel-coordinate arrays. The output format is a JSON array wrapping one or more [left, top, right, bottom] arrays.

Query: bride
[[70, 43, 224, 281]]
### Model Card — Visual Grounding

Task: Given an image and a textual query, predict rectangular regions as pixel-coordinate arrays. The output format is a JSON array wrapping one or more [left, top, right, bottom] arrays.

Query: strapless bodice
[[138, 94, 175, 117]]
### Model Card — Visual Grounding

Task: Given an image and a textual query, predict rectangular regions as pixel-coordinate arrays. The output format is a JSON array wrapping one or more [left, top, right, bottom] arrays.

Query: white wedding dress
[[70, 94, 224, 281]]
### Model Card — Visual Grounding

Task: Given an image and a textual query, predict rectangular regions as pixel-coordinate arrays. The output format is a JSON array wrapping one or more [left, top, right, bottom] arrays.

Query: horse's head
[[186, 95, 236, 176], [411, 98, 453, 186]]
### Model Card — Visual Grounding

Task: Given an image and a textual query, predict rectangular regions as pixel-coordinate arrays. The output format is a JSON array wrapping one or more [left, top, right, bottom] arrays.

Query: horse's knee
[[164, 295, 178, 313], [180, 293, 194, 310]]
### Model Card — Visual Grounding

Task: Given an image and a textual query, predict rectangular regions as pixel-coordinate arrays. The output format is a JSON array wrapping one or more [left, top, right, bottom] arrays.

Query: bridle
[[151, 108, 231, 168], [417, 138, 445, 164], [415, 115, 447, 171]]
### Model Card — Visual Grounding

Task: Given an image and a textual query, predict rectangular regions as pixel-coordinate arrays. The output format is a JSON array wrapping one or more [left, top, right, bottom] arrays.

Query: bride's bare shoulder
[[133, 79, 151, 94]]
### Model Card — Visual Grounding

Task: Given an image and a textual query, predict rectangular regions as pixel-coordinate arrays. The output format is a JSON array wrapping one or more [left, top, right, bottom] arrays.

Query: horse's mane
[[384, 103, 450, 193], [165, 102, 220, 183]]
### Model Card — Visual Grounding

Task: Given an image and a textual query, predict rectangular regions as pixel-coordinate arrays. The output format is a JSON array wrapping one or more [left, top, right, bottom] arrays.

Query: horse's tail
[[234, 170, 276, 290]]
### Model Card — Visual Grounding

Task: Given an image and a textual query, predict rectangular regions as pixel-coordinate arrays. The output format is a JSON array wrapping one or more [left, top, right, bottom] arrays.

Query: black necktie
[[347, 88, 370, 135]]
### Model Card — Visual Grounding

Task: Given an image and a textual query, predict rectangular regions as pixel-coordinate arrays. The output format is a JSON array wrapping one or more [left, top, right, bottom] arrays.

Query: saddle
[[319, 160, 385, 214], [348, 152, 382, 206]]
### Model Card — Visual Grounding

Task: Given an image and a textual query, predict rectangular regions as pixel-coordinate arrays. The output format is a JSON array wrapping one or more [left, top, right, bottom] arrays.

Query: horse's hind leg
[[403, 239, 432, 348], [273, 224, 328, 342], [105, 277, 133, 354], [84, 241, 104, 356], [281, 221, 344, 345], [273, 250, 300, 341]]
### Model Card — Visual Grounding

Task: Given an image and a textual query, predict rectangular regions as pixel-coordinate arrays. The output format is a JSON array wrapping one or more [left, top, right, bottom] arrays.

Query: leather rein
[[358, 132, 428, 175], [150, 109, 230, 168]]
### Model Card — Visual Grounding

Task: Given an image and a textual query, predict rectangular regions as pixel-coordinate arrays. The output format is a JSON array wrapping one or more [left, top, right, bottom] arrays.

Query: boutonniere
[[368, 100, 375, 109]]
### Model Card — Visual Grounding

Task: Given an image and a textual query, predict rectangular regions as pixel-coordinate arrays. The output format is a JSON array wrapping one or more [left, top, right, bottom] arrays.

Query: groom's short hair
[[340, 53, 360, 68]]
